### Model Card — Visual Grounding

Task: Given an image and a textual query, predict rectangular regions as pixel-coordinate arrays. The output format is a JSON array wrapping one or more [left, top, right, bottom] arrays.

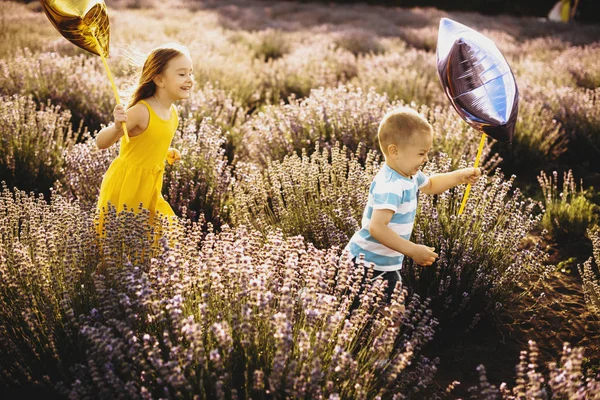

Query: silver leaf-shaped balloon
[[437, 18, 518, 143]]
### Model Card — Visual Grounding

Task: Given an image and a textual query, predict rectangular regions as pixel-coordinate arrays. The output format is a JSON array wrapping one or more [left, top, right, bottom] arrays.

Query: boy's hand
[[410, 244, 438, 266], [166, 148, 181, 165], [113, 104, 127, 132], [461, 167, 483, 184]]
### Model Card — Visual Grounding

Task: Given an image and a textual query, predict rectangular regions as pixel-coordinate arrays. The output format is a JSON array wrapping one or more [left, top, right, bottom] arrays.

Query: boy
[[345, 107, 481, 303]]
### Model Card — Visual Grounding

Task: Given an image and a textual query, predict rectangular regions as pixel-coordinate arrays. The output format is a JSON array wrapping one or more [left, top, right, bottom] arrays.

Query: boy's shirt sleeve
[[371, 181, 403, 212], [416, 170, 429, 189]]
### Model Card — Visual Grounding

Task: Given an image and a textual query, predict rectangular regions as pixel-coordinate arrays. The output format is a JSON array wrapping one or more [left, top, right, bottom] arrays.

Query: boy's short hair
[[378, 107, 433, 155]]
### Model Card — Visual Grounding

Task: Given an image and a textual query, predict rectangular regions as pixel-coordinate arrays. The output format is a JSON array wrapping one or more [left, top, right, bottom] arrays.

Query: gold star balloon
[[39, 0, 109, 56], [40, 0, 130, 141]]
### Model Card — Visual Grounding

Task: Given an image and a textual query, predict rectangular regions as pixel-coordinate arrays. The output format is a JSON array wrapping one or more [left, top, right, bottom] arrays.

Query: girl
[[96, 43, 192, 233]]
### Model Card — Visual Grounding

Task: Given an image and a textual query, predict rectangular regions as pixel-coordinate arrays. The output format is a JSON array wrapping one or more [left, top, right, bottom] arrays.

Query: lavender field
[[1, 0, 600, 398]]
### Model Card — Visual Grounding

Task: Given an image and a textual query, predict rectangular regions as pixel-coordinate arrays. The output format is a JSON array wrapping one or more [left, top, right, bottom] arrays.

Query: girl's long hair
[[127, 43, 191, 109]]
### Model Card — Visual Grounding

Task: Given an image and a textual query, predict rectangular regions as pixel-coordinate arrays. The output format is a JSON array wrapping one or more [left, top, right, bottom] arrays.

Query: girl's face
[[156, 54, 194, 100]]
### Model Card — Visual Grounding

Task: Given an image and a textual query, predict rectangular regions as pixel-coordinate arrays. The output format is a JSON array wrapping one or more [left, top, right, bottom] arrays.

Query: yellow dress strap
[[137, 99, 177, 122]]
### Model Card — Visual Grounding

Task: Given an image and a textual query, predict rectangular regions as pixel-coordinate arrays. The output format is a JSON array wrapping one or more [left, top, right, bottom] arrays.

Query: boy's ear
[[387, 143, 398, 155]]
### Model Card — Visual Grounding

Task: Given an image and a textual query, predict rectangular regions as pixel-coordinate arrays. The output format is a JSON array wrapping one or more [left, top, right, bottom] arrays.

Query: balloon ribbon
[[92, 34, 129, 143], [458, 133, 486, 215]]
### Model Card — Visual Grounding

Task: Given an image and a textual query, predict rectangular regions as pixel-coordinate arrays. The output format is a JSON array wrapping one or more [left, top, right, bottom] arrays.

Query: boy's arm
[[369, 209, 438, 266], [420, 167, 481, 195]]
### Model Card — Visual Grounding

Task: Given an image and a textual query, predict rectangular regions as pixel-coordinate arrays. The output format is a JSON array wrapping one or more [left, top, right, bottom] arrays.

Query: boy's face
[[388, 130, 433, 178]]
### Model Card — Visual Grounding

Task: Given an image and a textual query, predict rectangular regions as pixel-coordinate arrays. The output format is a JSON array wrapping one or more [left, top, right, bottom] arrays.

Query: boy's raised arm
[[420, 167, 481, 195]]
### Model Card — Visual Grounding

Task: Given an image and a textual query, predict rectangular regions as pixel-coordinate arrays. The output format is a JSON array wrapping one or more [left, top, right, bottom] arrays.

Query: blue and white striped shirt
[[346, 164, 429, 271]]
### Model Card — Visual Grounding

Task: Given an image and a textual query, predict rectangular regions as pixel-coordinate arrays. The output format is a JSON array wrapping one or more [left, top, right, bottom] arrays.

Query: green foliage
[[538, 170, 599, 247]]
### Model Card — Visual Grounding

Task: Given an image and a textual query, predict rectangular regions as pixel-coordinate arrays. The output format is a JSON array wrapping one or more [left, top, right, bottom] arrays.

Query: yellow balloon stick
[[92, 34, 129, 143], [458, 133, 486, 215]]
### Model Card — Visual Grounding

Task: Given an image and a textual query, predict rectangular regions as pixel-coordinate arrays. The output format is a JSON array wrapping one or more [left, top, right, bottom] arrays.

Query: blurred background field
[[1, 0, 599, 398]]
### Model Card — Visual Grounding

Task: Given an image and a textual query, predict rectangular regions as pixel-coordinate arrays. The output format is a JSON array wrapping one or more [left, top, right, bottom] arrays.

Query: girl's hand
[[166, 148, 181, 165], [461, 167, 483, 184], [113, 104, 127, 132]]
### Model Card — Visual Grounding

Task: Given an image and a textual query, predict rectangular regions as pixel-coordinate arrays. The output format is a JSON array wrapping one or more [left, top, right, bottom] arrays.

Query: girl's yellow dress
[[96, 100, 178, 232]]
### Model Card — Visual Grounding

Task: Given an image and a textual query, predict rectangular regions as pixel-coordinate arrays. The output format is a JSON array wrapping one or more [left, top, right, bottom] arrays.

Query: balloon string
[[92, 35, 130, 143], [458, 133, 486, 215]]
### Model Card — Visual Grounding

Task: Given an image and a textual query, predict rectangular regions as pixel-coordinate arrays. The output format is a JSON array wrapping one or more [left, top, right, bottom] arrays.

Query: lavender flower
[[470, 341, 600, 399], [404, 154, 551, 329], [230, 143, 378, 249], [0, 95, 79, 197], [0, 187, 442, 398], [580, 226, 600, 320]]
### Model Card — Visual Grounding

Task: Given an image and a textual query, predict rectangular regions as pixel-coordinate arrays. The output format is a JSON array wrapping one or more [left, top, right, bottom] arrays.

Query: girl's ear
[[152, 74, 165, 88]]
